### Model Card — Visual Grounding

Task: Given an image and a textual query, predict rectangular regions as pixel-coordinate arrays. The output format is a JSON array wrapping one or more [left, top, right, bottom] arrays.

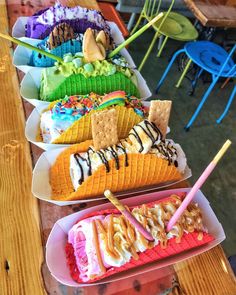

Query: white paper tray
[[13, 37, 136, 74], [32, 147, 192, 205], [25, 101, 151, 151], [46, 187, 225, 287], [20, 67, 152, 107], [12, 17, 125, 44]]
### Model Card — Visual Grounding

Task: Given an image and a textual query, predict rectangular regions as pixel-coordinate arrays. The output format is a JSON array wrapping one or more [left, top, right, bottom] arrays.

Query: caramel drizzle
[[92, 220, 106, 275], [94, 195, 205, 263]]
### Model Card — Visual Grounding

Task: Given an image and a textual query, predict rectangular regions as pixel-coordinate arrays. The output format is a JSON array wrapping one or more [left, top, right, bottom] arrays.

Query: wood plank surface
[[184, 0, 236, 27], [0, 1, 46, 295], [2, 0, 236, 294], [175, 245, 236, 294]]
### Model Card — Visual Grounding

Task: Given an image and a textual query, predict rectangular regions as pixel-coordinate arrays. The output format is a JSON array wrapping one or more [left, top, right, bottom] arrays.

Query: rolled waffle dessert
[[30, 24, 113, 67], [50, 101, 188, 200], [39, 29, 139, 101], [25, 1, 110, 39], [40, 91, 147, 144], [65, 194, 214, 282]]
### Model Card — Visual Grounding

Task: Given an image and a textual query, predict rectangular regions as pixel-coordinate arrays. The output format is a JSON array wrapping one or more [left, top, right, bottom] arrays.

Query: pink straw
[[167, 139, 232, 232]]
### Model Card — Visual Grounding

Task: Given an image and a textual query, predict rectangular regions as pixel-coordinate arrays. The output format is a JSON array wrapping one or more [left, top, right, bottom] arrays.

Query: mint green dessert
[[39, 55, 140, 101]]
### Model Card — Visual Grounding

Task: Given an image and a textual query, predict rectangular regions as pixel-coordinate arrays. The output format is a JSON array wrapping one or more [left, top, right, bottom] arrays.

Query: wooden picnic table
[[184, 0, 236, 27], [0, 0, 236, 294]]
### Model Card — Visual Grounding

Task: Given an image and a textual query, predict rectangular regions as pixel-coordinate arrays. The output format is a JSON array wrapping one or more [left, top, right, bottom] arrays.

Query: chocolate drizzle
[[74, 151, 92, 185], [97, 150, 110, 173], [116, 143, 128, 167], [152, 141, 178, 166], [129, 120, 162, 153], [73, 143, 128, 186], [107, 147, 120, 170]]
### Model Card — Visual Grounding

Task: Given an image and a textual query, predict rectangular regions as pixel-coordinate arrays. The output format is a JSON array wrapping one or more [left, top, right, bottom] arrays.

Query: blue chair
[[156, 41, 236, 130]]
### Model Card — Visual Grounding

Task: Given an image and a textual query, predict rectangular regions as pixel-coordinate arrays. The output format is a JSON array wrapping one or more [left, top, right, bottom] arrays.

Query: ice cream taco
[[50, 100, 188, 201], [25, 1, 110, 39], [65, 193, 214, 282], [40, 91, 148, 144]]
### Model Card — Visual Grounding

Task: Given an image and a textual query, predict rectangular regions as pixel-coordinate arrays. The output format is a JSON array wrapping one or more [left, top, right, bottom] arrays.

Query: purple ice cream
[[25, 1, 110, 39]]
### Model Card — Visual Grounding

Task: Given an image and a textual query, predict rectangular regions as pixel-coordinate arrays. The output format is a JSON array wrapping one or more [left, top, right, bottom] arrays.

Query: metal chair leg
[[157, 35, 164, 50], [130, 14, 144, 35], [189, 68, 204, 96], [175, 59, 192, 88], [155, 49, 185, 94], [127, 13, 137, 32], [184, 75, 219, 130], [157, 35, 168, 57], [138, 31, 159, 71], [217, 85, 236, 124]]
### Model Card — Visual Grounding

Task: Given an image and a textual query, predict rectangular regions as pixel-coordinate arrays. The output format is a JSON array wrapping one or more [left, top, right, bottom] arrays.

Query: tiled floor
[[129, 31, 236, 257]]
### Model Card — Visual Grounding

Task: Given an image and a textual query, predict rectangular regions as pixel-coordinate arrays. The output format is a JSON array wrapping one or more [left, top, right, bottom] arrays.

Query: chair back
[[143, 0, 162, 20], [142, 0, 175, 32]]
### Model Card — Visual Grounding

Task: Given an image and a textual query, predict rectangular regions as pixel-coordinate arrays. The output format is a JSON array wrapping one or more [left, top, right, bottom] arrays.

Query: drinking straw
[[108, 12, 164, 58], [104, 190, 154, 241], [0, 32, 63, 62], [167, 139, 232, 232]]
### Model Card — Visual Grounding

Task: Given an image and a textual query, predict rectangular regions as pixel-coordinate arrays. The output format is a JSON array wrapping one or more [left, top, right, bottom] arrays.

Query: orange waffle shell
[[50, 142, 183, 201], [65, 196, 215, 283], [43, 105, 143, 144]]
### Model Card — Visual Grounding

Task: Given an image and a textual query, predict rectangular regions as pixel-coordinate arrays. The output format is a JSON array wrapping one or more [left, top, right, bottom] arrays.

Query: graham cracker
[[148, 100, 172, 138], [91, 109, 118, 150]]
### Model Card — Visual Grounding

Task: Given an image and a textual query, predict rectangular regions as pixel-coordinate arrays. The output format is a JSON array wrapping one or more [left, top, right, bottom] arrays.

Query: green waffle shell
[[39, 72, 140, 101]]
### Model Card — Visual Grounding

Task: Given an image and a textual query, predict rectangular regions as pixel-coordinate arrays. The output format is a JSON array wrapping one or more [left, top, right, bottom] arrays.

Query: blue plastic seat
[[156, 41, 236, 129], [185, 42, 235, 77]]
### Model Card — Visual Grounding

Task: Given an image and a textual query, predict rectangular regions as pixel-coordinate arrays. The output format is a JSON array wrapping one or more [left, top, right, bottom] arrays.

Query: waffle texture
[[30, 39, 82, 67], [40, 72, 141, 101], [50, 144, 183, 201], [65, 197, 214, 283], [51, 105, 143, 144]]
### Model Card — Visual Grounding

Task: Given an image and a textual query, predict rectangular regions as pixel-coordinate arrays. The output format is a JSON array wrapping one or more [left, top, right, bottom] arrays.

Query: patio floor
[[129, 31, 236, 257]]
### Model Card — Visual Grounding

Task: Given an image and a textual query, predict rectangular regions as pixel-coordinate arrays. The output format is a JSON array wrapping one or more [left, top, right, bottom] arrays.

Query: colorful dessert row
[[12, 1, 216, 287]]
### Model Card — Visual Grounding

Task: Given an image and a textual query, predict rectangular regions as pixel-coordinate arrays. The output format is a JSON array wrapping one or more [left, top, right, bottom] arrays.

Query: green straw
[[0, 32, 63, 62], [108, 12, 164, 58]]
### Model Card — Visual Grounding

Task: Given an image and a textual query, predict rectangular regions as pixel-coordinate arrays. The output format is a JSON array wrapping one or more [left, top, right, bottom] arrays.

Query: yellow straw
[[212, 139, 232, 164]]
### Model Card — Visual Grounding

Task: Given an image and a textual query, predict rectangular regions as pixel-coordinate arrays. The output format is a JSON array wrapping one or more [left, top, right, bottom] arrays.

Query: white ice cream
[[40, 111, 74, 143]]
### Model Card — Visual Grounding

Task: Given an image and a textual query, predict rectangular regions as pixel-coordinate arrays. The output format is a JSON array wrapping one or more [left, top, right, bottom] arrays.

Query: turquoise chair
[[130, 0, 198, 71], [156, 41, 236, 129]]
